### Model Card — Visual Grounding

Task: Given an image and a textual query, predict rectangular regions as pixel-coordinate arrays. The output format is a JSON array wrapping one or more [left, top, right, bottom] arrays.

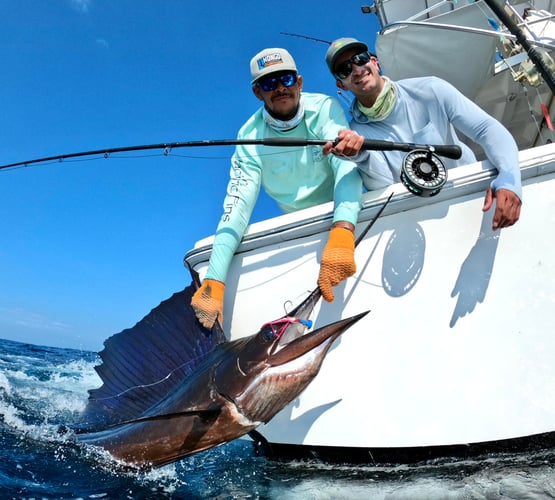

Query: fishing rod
[[279, 32, 332, 44], [0, 137, 462, 171], [483, 0, 555, 94]]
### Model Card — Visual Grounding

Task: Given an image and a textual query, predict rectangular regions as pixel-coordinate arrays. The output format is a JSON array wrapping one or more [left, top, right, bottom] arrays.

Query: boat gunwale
[[184, 143, 555, 270]]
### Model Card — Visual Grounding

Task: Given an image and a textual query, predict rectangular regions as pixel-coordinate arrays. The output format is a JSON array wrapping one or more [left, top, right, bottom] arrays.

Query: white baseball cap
[[250, 48, 298, 84]]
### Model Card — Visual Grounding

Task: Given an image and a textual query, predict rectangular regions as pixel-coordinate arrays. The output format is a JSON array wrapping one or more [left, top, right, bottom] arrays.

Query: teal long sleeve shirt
[[205, 92, 362, 284]]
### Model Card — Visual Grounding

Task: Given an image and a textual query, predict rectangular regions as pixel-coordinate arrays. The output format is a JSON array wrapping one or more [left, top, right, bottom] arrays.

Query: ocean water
[[1, 337, 554, 500]]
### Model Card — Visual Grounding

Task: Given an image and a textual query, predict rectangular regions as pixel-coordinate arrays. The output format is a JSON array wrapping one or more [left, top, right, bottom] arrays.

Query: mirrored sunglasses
[[334, 51, 372, 80], [256, 72, 298, 92]]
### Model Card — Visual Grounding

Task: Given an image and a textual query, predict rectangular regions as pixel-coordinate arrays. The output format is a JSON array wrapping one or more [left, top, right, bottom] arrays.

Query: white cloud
[[96, 38, 109, 49], [69, 0, 91, 13], [0, 306, 71, 332]]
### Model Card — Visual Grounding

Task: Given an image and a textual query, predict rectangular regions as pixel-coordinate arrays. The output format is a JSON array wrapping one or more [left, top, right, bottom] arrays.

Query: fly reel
[[400, 149, 447, 197]]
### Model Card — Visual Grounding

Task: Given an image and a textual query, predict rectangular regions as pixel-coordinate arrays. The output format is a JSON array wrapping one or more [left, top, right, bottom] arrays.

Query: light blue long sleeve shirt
[[350, 76, 522, 198], [206, 92, 362, 283]]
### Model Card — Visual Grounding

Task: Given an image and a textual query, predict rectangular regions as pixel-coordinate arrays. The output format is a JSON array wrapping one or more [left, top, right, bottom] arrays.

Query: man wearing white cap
[[191, 47, 364, 329]]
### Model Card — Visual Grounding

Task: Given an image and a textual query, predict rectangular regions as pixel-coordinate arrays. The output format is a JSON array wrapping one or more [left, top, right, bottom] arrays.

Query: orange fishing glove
[[191, 279, 225, 329], [317, 227, 356, 302]]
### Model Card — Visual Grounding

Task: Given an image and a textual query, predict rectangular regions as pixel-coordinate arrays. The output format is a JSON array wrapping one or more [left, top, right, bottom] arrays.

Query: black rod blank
[[0, 137, 462, 171]]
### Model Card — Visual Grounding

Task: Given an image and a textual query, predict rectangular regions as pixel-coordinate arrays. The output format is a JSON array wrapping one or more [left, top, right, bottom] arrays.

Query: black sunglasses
[[256, 72, 298, 92], [334, 51, 372, 80]]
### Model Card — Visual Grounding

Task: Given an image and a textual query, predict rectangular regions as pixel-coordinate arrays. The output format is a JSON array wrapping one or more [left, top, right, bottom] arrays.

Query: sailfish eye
[[259, 317, 311, 341], [260, 320, 288, 341], [261, 324, 277, 341]]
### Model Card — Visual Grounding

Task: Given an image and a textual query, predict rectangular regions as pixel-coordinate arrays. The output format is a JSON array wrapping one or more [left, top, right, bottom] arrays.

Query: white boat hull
[[185, 144, 555, 458]]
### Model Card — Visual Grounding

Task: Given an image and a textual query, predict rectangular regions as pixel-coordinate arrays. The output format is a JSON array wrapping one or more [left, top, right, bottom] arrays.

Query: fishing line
[[170, 148, 308, 161], [91, 355, 205, 402], [0, 147, 314, 173], [0, 137, 462, 171], [281, 193, 393, 317]]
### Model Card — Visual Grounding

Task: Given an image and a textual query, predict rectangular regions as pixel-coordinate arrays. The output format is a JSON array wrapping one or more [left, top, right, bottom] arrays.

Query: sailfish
[[75, 196, 391, 468], [75, 281, 367, 468]]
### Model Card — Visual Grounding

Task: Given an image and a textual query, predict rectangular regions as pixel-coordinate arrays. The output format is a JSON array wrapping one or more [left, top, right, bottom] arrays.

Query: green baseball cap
[[325, 37, 368, 75]]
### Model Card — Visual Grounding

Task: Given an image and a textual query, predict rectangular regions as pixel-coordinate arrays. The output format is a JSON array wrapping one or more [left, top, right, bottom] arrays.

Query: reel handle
[[361, 139, 462, 160]]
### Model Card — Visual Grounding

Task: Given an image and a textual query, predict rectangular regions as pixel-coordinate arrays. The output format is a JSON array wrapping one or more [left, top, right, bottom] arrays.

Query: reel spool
[[400, 149, 447, 197]]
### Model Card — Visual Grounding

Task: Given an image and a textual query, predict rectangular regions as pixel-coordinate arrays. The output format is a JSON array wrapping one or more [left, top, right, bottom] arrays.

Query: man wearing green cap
[[191, 47, 364, 329], [324, 37, 522, 231]]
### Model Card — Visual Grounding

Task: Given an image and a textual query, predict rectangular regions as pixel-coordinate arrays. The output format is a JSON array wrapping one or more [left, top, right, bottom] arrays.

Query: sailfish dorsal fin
[[79, 279, 226, 430]]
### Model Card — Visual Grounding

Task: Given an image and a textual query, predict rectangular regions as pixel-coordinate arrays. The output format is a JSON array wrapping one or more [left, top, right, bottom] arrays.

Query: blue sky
[[0, 0, 379, 352]]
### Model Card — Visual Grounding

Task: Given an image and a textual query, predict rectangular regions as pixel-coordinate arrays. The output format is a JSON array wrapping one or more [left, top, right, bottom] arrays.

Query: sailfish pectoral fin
[[121, 408, 222, 425], [76, 408, 222, 433]]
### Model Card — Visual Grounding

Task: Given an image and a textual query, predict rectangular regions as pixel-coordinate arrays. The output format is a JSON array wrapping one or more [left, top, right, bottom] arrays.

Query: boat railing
[[379, 20, 555, 52], [184, 144, 555, 269], [369, 0, 461, 27], [519, 13, 555, 41]]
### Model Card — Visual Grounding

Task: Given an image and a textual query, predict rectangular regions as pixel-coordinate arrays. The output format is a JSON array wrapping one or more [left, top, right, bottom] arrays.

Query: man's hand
[[323, 129, 364, 157], [191, 279, 225, 329], [482, 187, 521, 230], [317, 225, 356, 302]]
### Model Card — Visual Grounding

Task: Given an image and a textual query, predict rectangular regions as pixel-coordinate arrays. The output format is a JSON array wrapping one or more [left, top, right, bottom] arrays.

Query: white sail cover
[[376, 2, 498, 99]]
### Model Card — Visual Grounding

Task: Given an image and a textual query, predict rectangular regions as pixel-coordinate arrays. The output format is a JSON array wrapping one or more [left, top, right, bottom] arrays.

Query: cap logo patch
[[257, 53, 284, 70]]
